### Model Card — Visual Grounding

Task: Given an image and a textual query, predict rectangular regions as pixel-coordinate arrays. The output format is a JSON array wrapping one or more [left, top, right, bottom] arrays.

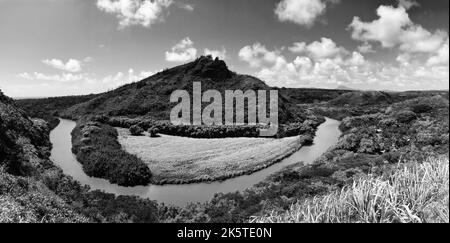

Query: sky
[[0, 0, 448, 98]]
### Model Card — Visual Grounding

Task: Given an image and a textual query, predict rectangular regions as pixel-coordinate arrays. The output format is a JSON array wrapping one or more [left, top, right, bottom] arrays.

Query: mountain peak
[[188, 55, 233, 80]]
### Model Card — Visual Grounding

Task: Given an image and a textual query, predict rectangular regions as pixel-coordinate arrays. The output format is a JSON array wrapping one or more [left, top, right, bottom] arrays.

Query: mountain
[[63, 56, 306, 124]]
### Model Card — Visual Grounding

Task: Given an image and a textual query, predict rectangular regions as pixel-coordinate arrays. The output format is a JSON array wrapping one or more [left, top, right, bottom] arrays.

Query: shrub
[[411, 104, 433, 114], [147, 127, 160, 137], [129, 125, 144, 136], [395, 110, 417, 123]]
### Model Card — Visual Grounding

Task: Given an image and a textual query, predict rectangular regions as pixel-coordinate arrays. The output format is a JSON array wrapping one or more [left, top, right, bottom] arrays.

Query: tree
[[129, 125, 144, 136], [147, 127, 160, 137]]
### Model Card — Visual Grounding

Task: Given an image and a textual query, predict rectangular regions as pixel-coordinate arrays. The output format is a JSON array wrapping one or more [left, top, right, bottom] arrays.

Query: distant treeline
[[16, 94, 98, 130], [94, 115, 325, 139]]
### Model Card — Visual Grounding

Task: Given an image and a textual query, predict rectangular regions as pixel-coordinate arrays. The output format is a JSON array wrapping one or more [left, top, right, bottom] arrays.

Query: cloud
[[42, 58, 83, 72], [349, 5, 412, 48], [349, 5, 448, 54], [17, 72, 34, 80], [275, 0, 339, 28], [239, 39, 448, 91], [96, 0, 174, 28], [288, 42, 307, 53], [176, 2, 194, 11], [238, 43, 280, 68], [12, 68, 158, 97], [97, 68, 156, 87], [288, 38, 348, 60], [165, 37, 197, 62], [204, 47, 227, 60], [305, 37, 348, 60], [17, 72, 86, 82], [427, 38, 449, 66], [16, 68, 157, 95], [357, 43, 375, 53], [397, 0, 420, 10], [348, 51, 366, 66]]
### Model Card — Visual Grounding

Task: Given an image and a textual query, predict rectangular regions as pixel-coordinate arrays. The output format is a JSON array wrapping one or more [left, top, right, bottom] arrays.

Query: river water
[[50, 118, 341, 207]]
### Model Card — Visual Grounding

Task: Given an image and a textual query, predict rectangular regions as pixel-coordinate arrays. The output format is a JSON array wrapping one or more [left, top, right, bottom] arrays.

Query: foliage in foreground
[[251, 156, 449, 223]]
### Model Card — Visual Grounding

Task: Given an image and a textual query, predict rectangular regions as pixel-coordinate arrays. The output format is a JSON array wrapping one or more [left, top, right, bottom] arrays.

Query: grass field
[[116, 128, 304, 184], [250, 156, 449, 223]]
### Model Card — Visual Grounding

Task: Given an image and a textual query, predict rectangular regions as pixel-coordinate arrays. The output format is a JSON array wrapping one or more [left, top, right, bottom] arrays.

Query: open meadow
[[116, 128, 304, 184]]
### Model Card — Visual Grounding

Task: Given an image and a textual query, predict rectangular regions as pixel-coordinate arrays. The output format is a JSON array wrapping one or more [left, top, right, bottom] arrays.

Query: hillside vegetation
[[61, 56, 310, 125], [16, 94, 98, 130], [161, 94, 449, 223], [251, 156, 449, 223], [1, 91, 88, 222], [0, 90, 168, 222]]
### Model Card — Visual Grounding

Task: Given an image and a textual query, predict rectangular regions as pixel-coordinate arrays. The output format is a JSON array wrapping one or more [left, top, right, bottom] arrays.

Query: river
[[50, 117, 341, 207]]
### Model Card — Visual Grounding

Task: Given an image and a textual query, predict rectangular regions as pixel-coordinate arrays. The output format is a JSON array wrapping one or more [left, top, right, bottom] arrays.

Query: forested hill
[[0, 90, 88, 222], [1, 90, 168, 223], [61, 56, 307, 124]]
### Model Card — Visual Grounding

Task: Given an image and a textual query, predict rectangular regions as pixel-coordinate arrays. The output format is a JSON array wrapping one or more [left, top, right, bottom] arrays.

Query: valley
[[49, 117, 340, 206], [3, 56, 449, 222]]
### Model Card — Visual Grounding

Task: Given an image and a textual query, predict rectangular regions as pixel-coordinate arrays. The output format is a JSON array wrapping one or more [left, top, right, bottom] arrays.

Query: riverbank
[[117, 128, 314, 185], [71, 118, 152, 187], [49, 118, 342, 207]]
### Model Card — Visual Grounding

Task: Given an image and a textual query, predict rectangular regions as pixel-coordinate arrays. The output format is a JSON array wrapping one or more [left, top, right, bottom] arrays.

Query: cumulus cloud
[[357, 43, 375, 53], [96, 0, 173, 28], [204, 47, 227, 60], [288, 42, 307, 53], [275, 0, 339, 28], [176, 2, 194, 11], [288, 38, 348, 60], [239, 39, 448, 91], [349, 5, 412, 48], [349, 5, 448, 55], [165, 37, 198, 62], [305, 37, 348, 60], [427, 38, 449, 66], [398, 0, 420, 10], [17, 72, 86, 82], [42, 58, 83, 72], [17, 68, 156, 94], [97, 68, 156, 87], [238, 43, 280, 68], [16, 72, 34, 80]]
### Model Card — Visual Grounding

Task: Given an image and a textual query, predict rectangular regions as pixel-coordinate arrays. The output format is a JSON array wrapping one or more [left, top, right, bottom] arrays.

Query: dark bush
[[411, 104, 433, 114], [147, 127, 160, 137], [129, 125, 144, 136], [395, 110, 417, 123]]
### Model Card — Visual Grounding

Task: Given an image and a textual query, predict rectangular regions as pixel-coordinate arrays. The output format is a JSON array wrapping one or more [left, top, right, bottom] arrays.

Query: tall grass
[[251, 156, 449, 223]]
